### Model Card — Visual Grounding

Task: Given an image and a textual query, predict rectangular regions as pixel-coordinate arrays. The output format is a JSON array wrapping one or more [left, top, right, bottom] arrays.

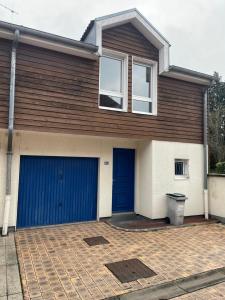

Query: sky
[[0, 0, 224, 79]]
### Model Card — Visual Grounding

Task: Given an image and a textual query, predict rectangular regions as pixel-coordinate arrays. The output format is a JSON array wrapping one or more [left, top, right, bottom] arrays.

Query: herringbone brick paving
[[15, 222, 225, 299]]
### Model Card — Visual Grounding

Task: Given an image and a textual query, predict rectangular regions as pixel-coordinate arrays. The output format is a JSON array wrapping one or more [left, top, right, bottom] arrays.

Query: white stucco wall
[[0, 131, 139, 227], [135, 140, 153, 218], [0, 130, 205, 227], [151, 140, 204, 218], [209, 175, 225, 220]]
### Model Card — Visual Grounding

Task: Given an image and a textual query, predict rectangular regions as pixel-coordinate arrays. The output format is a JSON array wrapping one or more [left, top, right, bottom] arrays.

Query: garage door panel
[[17, 156, 98, 228]]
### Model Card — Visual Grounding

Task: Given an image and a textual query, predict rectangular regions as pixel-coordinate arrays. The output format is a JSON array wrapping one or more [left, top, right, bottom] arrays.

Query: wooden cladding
[[0, 39, 11, 129], [0, 23, 204, 144], [102, 23, 159, 61]]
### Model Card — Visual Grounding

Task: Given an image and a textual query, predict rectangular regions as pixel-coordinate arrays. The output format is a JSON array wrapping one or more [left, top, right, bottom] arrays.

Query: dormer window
[[132, 57, 158, 115], [99, 49, 128, 111]]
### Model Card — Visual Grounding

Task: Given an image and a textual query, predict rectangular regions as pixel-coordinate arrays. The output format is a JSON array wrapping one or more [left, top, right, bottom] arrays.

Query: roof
[[80, 8, 170, 74], [163, 65, 213, 85], [0, 20, 98, 59], [81, 20, 95, 42], [81, 8, 170, 45], [0, 16, 213, 85], [169, 65, 213, 81]]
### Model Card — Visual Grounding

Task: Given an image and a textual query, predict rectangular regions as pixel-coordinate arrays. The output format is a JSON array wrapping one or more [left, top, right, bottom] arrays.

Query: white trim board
[[83, 9, 170, 73]]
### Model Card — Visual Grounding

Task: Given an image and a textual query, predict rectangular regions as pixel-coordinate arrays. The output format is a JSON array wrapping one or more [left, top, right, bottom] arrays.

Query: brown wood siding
[[102, 23, 159, 61], [0, 39, 11, 129], [102, 23, 204, 143], [0, 22, 204, 143]]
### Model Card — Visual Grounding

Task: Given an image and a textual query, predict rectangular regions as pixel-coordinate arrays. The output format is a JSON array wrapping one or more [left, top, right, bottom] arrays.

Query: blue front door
[[17, 156, 98, 228], [112, 148, 135, 213]]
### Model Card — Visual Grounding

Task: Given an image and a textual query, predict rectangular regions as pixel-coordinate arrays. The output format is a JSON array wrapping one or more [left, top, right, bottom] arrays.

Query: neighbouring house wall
[[208, 175, 225, 222], [0, 130, 140, 227], [151, 140, 204, 218]]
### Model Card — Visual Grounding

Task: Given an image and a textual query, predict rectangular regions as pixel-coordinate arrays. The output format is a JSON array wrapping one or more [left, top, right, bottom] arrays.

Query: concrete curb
[[105, 267, 225, 300]]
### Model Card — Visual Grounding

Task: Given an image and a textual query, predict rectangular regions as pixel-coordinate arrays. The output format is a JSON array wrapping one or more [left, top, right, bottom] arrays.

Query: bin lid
[[166, 193, 187, 199]]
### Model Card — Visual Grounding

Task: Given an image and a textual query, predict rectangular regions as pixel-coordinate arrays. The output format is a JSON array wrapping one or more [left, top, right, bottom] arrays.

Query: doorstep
[[104, 213, 218, 232]]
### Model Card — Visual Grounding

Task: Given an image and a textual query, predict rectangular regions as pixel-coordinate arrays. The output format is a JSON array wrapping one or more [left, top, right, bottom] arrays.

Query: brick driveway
[[15, 222, 225, 300]]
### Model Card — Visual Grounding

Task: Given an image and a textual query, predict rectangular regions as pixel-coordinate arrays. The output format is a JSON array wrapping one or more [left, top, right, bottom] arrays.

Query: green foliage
[[216, 162, 225, 174], [208, 72, 225, 171]]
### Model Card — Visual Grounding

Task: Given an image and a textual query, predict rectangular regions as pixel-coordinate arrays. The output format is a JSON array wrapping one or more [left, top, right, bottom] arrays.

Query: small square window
[[175, 159, 189, 178]]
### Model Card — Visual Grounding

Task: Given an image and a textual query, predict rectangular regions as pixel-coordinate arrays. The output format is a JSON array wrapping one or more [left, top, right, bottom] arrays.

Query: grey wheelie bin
[[166, 193, 187, 225]]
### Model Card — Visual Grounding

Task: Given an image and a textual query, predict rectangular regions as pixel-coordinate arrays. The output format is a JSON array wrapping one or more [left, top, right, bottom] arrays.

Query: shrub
[[216, 162, 225, 174]]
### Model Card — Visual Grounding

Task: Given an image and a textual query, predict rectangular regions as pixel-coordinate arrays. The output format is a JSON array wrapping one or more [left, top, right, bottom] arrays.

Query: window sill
[[132, 110, 156, 116], [99, 106, 127, 112], [174, 176, 189, 181]]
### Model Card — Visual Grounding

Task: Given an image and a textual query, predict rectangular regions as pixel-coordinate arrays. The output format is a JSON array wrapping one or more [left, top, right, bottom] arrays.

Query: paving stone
[[6, 233, 16, 246], [0, 265, 7, 297], [0, 247, 6, 266], [8, 293, 23, 300], [6, 246, 18, 265], [0, 238, 6, 248], [7, 264, 22, 295]]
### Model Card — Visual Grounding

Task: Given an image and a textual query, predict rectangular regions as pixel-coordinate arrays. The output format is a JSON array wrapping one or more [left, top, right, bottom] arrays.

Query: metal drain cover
[[83, 236, 110, 246], [105, 258, 156, 283]]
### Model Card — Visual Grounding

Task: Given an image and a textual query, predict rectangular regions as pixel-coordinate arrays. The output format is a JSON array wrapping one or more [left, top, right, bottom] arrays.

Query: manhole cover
[[83, 236, 110, 246], [105, 258, 156, 283]]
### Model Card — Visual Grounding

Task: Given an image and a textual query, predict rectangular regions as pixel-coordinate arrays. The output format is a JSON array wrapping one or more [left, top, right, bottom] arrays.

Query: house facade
[[0, 9, 212, 233]]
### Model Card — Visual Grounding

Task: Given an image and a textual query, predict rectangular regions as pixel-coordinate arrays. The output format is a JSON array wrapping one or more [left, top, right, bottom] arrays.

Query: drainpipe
[[203, 88, 209, 219], [2, 29, 19, 236]]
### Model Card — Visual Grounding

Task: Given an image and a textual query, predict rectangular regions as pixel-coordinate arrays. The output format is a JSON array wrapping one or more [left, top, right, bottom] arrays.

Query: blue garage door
[[112, 148, 135, 213], [17, 156, 98, 228]]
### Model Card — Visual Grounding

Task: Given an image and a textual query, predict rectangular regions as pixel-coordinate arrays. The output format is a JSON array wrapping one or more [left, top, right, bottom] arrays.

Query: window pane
[[133, 63, 151, 97], [175, 161, 184, 175], [133, 100, 152, 113], [100, 56, 122, 93], [100, 94, 123, 109]]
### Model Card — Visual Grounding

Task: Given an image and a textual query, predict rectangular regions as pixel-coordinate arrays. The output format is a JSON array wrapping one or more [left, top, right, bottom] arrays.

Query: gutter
[[2, 29, 19, 236], [0, 20, 98, 60], [203, 88, 209, 219], [161, 65, 213, 86]]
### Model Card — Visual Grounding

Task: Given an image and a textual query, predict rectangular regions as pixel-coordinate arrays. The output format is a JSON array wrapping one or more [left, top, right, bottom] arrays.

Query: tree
[[208, 72, 225, 170]]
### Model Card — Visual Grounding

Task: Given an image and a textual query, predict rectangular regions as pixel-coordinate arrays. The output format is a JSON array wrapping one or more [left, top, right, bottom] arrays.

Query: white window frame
[[132, 56, 158, 115], [174, 159, 189, 179], [99, 48, 128, 112]]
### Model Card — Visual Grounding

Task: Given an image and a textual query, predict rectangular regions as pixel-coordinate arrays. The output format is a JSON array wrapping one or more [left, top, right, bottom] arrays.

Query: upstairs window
[[99, 49, 128, 111], [132, 57, 158, 115]]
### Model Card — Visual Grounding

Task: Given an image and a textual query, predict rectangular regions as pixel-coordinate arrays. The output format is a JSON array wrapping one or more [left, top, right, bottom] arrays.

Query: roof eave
[[0, 20, 98, 60], [162, 66, 213, 86]]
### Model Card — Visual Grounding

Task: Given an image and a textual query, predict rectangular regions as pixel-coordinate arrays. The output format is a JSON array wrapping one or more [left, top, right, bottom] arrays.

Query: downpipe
[[203, 88, 209, 219], [2, 29, 19, 236]]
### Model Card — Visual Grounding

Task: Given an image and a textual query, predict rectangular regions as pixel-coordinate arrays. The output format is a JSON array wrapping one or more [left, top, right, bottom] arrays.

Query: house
[[0, 9, 212, 234]]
